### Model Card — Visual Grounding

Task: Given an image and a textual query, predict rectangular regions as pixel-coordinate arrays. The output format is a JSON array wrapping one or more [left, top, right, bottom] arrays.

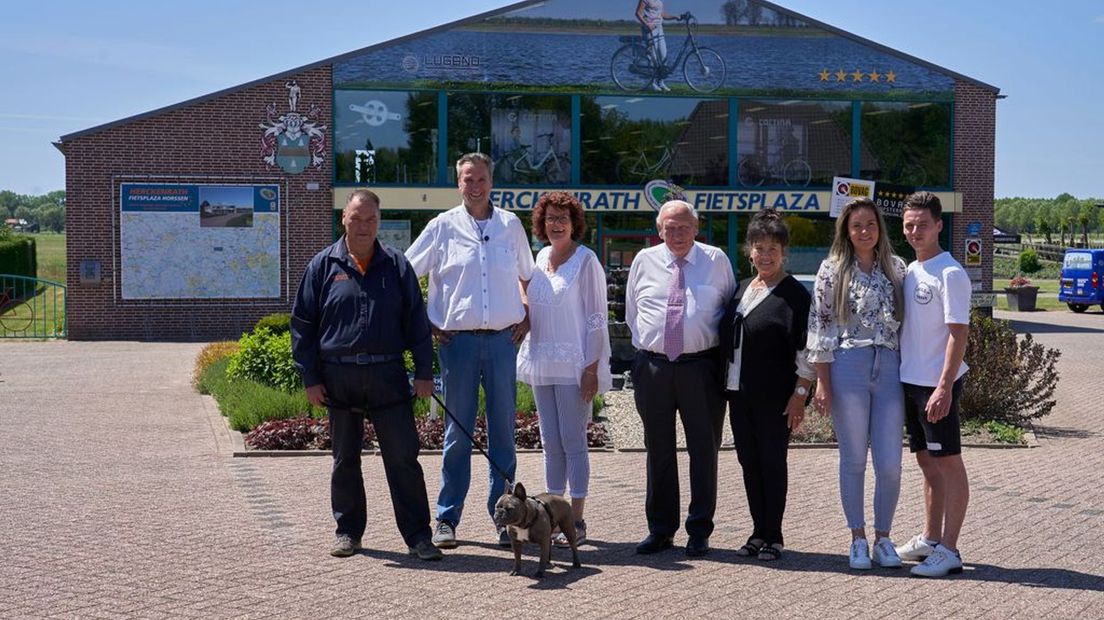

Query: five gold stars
[[818, 68, 899, 84]]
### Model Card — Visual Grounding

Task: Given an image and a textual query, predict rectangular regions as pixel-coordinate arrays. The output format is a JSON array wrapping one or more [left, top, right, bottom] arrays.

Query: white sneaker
[[896, 534, 937, 561], [658, 80, 671, 92], [872, 538, 903, 568], [849, 538, 872, 570], [648, 81, 663, 92], [910, 544, 963, 578]]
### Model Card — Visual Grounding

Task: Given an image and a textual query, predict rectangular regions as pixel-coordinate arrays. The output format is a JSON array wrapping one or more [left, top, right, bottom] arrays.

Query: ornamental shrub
[[254, 312, 292, 335], [1018, 248, 1041, 274], [192, 341, 239, 388], [227, 327, 301, 393], [961, 310, 1060, 425]]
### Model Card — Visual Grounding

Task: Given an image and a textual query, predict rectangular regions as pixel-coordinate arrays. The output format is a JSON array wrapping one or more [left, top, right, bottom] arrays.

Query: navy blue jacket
[[291, 237, 432, 387]]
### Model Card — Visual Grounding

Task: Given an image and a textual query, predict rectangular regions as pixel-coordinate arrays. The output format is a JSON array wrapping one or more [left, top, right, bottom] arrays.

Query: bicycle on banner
[[611, 12, 726, 94]]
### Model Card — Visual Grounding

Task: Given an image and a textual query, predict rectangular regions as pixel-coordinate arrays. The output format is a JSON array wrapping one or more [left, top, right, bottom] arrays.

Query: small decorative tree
[[961, 311, 1060, 425]]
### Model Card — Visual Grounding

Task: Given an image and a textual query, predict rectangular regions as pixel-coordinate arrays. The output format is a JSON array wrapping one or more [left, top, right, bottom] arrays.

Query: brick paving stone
[[2, 312, 1103, 618]]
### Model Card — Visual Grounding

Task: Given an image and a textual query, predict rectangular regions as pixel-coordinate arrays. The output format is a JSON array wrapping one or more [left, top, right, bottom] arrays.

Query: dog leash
[[432, 393, 515, 489], [323, 390, 514, 489]]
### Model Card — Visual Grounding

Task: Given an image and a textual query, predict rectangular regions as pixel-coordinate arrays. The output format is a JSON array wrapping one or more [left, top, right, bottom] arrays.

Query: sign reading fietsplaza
[[119, 183, 281, 299]]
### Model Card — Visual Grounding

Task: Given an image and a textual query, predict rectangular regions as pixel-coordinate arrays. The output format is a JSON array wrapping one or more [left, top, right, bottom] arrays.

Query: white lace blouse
[[806, 256, 907, 363], [517, 245, 613, 393]]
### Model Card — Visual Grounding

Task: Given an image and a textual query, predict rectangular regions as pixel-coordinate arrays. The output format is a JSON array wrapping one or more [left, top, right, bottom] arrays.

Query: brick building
[[58, 0, 998, 340]]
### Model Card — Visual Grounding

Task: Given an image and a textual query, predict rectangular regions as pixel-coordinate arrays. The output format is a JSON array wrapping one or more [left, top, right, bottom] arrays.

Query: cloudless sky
[[2, 1, 1101, 199]]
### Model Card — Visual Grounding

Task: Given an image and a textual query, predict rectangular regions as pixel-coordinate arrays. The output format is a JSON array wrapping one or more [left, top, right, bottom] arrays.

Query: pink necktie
[[663, 257, 686, 361]]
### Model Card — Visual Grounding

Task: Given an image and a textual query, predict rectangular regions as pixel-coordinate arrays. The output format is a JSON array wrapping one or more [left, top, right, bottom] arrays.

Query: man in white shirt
[[625, 200, 736, 557], [405, 153, 535, 549], [896, 191, 971, 578]]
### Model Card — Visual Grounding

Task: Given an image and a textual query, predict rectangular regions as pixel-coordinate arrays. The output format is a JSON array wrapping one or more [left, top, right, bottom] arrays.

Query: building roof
[[58, 0, 999, 144]]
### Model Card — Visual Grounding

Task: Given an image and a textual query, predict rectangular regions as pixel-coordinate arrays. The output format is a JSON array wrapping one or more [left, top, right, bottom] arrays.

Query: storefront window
[[580, 95, 728, 187], [859, 101, 951, 188], [333, 90, 438, 185], [447, 93, 572, 186], [736, 100, 851, 188]]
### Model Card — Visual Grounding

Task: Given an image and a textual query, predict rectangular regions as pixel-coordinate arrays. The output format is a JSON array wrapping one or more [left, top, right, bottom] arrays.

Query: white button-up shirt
[[406, 204, 535, 331], [626, 241, 736, 355]]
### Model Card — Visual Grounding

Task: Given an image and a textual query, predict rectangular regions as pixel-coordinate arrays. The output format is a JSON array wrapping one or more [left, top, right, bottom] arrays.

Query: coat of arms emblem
[[260, 80, 326, 174]]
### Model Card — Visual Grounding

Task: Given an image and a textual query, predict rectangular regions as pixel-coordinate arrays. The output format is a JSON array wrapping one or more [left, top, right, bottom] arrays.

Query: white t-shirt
[[405, 205, 535, 331], [517, 246, 612, 393], [900, 251, 971, 387]]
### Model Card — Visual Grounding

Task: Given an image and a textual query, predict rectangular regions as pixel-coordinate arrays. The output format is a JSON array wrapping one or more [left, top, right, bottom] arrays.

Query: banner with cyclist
[[333, 0, 955, 98]]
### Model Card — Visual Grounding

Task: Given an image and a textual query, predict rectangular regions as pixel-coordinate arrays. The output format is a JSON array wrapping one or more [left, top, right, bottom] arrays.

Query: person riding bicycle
[[634, 1, 690, 92]]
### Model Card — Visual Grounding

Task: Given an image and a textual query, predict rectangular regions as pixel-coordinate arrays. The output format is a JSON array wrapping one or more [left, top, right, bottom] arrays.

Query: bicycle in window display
[[736, 154, 812, 187], [610, 12, 726, 94], [496, 132, 570, 184], [615, 142, 695, 186]]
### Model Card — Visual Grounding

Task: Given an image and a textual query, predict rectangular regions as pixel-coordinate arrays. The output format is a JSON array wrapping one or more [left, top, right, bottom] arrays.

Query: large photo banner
[[119, 183, 281, 299]]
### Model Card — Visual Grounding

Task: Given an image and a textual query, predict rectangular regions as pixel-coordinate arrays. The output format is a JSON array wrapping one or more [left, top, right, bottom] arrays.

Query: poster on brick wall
[[119, 183, 281, 299]]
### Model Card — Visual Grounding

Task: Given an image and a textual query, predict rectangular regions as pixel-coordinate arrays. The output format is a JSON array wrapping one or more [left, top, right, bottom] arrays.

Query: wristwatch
[[794, 385, 809, 397]]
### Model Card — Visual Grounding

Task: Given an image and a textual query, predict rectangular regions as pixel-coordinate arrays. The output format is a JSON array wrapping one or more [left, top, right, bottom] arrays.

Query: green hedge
[[0, 236, 36, 278]]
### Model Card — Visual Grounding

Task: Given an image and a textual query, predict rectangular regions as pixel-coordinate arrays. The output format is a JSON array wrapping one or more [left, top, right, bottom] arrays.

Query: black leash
[[322, 390, 514, 489], [431, 393, 514, 490]]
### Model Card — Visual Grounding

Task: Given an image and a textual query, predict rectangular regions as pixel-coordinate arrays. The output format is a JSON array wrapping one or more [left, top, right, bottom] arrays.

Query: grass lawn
[[30, 232, 66, 283]]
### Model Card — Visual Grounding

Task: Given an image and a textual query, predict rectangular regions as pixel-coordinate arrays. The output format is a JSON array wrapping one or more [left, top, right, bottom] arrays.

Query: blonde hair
[[828, 198, 903, 324]]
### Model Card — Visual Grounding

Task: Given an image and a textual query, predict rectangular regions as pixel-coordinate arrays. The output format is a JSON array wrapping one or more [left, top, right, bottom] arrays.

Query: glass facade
[[859, 101, 952, 188], [333, 90, 438, 185], [580, 96, 728, 187], [736, 100, 852, 188], [447, 93, 572, 185]]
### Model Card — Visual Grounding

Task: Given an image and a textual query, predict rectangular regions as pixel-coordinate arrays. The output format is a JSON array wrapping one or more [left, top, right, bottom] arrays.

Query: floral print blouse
[[806, 256, 906, 363]]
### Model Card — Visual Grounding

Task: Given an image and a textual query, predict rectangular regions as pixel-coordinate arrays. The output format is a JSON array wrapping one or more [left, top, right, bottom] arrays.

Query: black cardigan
[[719, 275, 812, 401]]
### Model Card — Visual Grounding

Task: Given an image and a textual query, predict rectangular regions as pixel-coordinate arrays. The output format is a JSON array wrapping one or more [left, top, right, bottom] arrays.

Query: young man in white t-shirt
[[896, 191, 971, 578]]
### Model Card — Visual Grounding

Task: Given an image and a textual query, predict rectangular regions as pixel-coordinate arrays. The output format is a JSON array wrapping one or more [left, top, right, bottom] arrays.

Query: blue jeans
[[829, 346, 904, 532], [533, 384, 590, 498], [436, 330, 518, 527]]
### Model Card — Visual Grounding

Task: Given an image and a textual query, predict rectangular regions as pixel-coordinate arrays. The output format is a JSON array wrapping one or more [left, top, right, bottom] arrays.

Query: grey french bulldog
[[492, 482, 581, 577]]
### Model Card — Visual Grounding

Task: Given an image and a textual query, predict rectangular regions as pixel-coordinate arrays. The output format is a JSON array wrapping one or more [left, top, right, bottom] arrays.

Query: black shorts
[[903, 378, 964, 457]]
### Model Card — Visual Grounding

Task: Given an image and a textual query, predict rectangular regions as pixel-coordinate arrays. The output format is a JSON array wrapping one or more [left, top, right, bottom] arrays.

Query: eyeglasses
[[544, 215, 571, 225]]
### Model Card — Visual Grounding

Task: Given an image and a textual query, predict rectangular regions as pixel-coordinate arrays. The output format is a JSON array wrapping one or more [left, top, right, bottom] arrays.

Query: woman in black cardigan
[[719, 209, 815, 561]]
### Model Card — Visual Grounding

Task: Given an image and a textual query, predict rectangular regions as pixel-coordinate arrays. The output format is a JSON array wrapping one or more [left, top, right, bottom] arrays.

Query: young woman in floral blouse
[[807, 197, 907, 570]]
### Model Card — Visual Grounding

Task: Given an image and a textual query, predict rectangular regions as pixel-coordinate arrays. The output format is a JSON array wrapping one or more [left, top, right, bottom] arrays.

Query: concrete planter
[[1004, 286, 1039, 311]]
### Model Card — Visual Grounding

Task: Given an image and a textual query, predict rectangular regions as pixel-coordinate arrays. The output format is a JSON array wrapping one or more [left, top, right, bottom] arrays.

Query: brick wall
[[62, 66, 334, 341], [952, 80, 998, 293]]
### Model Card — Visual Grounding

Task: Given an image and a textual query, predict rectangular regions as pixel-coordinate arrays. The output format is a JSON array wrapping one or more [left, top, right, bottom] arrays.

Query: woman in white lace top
[[517, 192, 611, 545], [807, 197, 907, 570]]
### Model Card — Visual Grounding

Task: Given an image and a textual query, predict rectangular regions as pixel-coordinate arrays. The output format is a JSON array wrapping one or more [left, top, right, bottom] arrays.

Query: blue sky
[[2, 0, 1101, 199]]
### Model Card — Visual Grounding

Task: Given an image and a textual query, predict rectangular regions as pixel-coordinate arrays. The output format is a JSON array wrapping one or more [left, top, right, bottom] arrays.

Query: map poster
[[378, 220, 411, 251], [119, 183, 281, 299]]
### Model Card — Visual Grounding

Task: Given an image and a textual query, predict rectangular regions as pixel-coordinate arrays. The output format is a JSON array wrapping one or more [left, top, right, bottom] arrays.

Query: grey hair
[[455, 152, 495, 177], [655, 200, 699, 228]]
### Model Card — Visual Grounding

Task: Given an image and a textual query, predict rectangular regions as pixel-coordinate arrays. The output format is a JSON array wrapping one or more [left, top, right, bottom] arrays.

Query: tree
[[1036, 216, 1052, 244], [38, 206, 64, 233]]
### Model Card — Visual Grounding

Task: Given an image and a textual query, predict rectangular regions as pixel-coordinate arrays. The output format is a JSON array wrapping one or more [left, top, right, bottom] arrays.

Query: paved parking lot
[[1, 308, 1101, 618]]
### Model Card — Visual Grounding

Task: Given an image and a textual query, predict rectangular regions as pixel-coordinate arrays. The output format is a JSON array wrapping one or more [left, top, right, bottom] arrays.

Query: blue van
[[1058, 248, 1104, 312]]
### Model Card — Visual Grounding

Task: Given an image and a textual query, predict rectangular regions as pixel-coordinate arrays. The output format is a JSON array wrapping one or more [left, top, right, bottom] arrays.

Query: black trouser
[[632, 351, 726, 539], [324, 360, 432, 547], [727, 389, 791, 547]]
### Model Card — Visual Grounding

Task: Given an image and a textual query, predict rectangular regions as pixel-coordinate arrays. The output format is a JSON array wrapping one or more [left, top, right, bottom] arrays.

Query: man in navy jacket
[[291, 189, 441, 561]]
